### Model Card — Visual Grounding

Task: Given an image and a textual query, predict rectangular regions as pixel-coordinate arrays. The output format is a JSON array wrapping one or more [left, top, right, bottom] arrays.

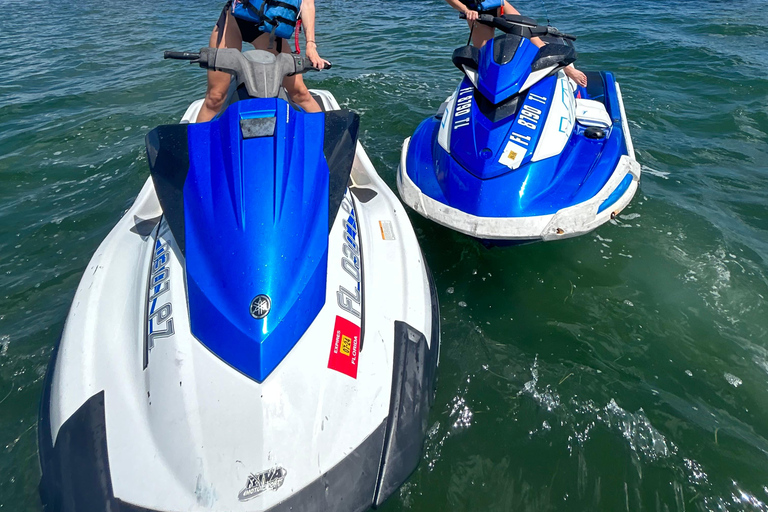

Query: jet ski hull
[[398, 71, 641, 243], [39, 90, 440, 512]]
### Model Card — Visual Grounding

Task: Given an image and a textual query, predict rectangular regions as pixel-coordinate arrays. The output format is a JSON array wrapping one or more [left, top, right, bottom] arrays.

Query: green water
[[1, 0, 768, 510]]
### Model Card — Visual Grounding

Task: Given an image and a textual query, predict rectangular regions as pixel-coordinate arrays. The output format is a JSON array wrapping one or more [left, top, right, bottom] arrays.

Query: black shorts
[[219, 1, 265, 43]]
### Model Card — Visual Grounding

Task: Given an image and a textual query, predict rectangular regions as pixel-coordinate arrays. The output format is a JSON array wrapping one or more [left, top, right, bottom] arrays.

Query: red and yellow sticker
[[328, 316, 361, 379]]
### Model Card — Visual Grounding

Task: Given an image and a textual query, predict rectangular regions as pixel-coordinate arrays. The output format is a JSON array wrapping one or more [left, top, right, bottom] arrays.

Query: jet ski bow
[[398, 14, 641, 243]]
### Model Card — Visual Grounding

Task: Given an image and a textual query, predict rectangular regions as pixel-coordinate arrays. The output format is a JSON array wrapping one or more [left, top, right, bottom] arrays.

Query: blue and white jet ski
[[38, 48, 439, 512], [398, 14, 641, 242]]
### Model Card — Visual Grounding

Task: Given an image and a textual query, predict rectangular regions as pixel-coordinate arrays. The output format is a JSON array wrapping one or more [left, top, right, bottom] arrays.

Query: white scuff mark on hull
[[195, 472, 218, 508]]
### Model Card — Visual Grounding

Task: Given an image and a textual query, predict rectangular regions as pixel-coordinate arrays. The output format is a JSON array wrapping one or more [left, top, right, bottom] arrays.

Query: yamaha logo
[[250, 294, 271, 319]]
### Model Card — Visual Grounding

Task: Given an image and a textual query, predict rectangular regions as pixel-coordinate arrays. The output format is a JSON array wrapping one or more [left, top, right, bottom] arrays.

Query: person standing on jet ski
[[445, 0, 588, 86], [197, 0, 329, 122]]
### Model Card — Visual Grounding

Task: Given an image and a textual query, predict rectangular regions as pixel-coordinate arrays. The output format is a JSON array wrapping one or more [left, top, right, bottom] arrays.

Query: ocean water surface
[[1, 0, 767, 510]]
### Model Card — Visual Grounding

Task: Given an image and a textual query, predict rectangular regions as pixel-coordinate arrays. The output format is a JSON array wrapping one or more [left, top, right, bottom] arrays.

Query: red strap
[[294, 18, 302, 54]]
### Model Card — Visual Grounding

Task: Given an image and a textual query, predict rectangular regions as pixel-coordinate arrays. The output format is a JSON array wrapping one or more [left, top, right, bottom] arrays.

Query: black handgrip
[[303, 60, 333, 72], [164, 51, 201, 61], [459, 13, 496, 23], [540, 27, 577, 41], [461, 13, 496, 21]]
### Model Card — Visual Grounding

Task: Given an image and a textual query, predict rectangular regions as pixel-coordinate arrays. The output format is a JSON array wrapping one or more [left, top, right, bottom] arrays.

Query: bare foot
[[564, 64, 588, 87]]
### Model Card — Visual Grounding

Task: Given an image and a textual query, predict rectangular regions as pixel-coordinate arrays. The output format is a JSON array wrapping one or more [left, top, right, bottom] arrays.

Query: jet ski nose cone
[[250, 294, 272, 319]]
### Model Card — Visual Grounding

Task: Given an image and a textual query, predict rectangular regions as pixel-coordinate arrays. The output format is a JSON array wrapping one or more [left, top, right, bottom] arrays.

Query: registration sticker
[[498, 140, 527, 169], [328, 316, 361, 379]]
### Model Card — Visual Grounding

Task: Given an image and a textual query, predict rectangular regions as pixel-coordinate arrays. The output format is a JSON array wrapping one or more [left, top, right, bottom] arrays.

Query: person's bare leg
[[501, 2, 588, 87], [467, 4, 519, 48], [502, 2, 520, 15], [250, 34, 322, 112], [282, 73, 321, 113], [564, 64, 587, 87], [467, 19, 495, 48], [197, 10, 243, 123]]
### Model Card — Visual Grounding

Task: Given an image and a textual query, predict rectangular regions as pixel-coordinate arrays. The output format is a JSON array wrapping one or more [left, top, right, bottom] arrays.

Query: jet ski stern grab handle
[[164, 47, 331, 98]]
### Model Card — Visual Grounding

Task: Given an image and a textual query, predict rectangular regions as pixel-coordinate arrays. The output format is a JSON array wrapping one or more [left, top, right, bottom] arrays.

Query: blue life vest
[[477, 0, 504, 11], [232, 0, 302, 40], [461, 0, 504, 12]]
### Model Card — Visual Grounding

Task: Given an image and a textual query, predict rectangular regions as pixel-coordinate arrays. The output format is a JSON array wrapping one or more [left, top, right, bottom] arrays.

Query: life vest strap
[[270, 1, 300, 14], [271, 15, 297, 27], [232, 0, 302, 40]]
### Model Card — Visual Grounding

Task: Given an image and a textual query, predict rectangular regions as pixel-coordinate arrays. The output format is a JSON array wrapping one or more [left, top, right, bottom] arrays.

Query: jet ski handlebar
[[163, 51, 201, 61], [164, 48, 331, 72], [460, 13, 577, 41], [536, 25, 577, 41], [164, 47, 331, 98]]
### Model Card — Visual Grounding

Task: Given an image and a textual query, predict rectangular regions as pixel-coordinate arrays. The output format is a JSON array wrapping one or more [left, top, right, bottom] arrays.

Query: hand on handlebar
[[463, 9, 479, 21], [305, 45, 330, 70]]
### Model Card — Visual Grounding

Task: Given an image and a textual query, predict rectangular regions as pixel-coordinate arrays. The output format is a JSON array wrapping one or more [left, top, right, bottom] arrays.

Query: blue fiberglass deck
[[184, 98, 329, 382], [406, 71, 629, 219]]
